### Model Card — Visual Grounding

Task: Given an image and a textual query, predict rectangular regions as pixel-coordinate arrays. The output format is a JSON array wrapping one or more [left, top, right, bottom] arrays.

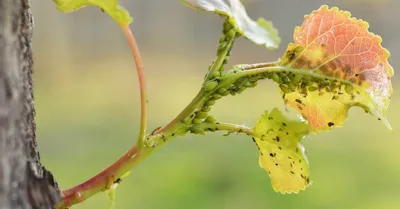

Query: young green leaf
[[53, 0, 133, 25], [253, 108, 311, 194], [277, 5, 393, 132], [181, 0, 280, 49]]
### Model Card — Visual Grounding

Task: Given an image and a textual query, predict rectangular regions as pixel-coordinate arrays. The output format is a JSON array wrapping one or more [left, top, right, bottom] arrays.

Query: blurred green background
[[32, 0, 399, 209]]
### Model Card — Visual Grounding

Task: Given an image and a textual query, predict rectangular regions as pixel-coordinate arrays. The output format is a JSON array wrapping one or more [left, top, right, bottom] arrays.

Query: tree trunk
[[0, 0, 61, 208]]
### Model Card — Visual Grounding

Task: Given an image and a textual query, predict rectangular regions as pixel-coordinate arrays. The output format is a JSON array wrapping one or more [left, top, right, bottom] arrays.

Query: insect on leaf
[[253, 108, 311, 194], [53, 0, 133, 25], [277, 5, 393, 132], [180, 0, 280, 49]]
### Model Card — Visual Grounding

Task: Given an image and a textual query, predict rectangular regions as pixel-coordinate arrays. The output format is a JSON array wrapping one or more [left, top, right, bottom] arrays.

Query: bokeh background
[[32, 0, 399, 209]]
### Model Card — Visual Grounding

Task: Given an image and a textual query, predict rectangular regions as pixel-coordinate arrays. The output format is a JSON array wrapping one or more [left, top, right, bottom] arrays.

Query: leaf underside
[[275, 5, 393, 132], [181, 0, 280, 49], [53, 0, 133, 25], [253, 108, 311, 194]]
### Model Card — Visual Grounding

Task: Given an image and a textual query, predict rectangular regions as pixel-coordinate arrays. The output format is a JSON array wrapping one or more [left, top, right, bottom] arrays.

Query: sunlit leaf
[[53, 0, 133, 25], [181, 0, 280, 49], [277, 5, 393, 132], [253, 108, 311, 194]]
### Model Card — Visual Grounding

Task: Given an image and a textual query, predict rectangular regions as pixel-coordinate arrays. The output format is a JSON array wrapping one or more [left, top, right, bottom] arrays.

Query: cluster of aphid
[[204, 20, 237, 80], [278, 42, 363, 98], [177, 61, 362, 137], [269, 70, 365, 128], [145, 67, 363, 148], [178, 20, 253, 134], [268, 70, 358, 102], [148, 19, 363, 145], [182, 69, 261, 134]]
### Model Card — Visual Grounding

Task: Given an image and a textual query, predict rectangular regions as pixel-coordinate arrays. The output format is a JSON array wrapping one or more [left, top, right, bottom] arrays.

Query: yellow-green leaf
[[253, 108, 311, 194], [53, 0, 133, 25], [276, 5, 393, 132], [181, 0, 280, 49]]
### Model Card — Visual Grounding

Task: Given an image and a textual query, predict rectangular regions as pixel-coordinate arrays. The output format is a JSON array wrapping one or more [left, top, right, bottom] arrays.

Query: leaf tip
[[256, 18, 281, 49], [381, 116, 393, 133], [180, 0, 203, 11]]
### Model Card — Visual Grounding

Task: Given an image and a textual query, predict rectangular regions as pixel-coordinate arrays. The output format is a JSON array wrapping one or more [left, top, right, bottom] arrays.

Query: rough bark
[[0, 0, 60, 208]]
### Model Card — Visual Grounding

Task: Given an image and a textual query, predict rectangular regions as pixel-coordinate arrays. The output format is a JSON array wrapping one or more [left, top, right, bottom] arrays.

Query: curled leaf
[[253, 108, 311, 194], [277, 5, 393, 132], [181, 0, 280, 49], [53, 0, 133, 25]]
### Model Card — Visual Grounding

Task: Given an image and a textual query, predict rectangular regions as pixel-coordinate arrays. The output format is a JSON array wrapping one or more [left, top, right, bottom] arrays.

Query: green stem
[[58, 56, 291, 208], [232, 63, 344, 82], [205, 20, 237, 81], [58, 29, 241, 207], [159, 65, 286, 136], [60, 60, 336, 207], [159, 22, 240, 134], [58, 62, 286, 208]]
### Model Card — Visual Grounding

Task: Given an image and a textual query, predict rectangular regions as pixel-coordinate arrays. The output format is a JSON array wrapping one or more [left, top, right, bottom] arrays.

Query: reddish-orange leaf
[[279, 5, 393, 132]]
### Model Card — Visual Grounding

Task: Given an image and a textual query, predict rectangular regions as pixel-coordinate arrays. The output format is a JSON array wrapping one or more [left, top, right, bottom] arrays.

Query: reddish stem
[[59, 146, 142, 208], [58, 24, 149, 208], [119, 24, 148, 145]]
